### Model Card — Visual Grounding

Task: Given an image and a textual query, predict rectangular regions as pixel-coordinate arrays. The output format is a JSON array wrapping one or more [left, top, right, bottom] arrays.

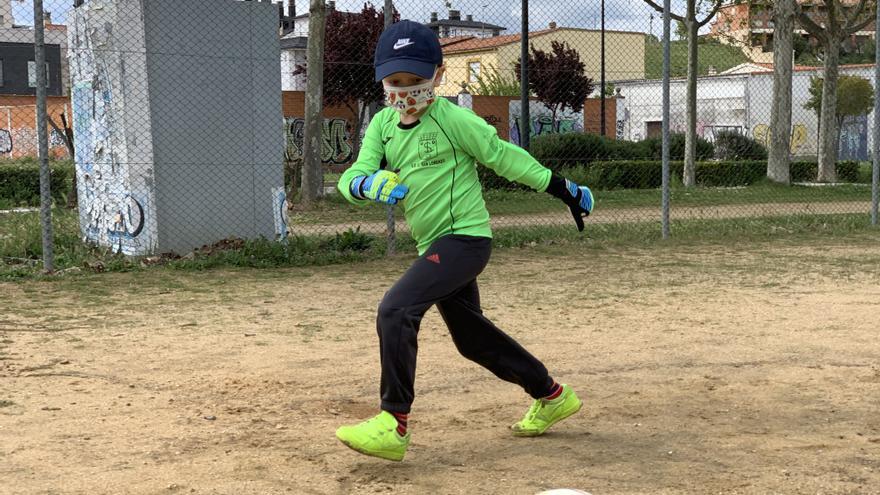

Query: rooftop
[[440, 27, 646, 54]]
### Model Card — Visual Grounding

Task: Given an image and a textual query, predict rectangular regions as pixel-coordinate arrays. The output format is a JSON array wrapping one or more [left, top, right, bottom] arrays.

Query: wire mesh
[[1, 0, 877, 269]]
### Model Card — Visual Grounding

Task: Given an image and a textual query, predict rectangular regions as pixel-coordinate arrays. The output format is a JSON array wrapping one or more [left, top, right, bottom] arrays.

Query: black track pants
[[377, 234, 554, 414]]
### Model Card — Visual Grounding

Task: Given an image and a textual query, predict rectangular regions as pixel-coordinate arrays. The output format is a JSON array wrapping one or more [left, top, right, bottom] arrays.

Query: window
[[468, 61, 481, 83], [646, 121, 662, 139], [27, 61, 50, 88]]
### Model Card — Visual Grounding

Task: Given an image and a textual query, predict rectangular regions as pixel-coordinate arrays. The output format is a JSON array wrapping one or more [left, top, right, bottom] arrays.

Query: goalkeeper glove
[[546, 174, 594, 232], [351, 170, 409, 205]]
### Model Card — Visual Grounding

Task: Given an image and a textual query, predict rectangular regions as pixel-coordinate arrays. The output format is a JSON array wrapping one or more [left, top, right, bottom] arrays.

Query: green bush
[[480, 132, 716, 190], [529, 133, 646, 171], [0, 159, 74, 208], [589, 160, 676, 189], [713, 131, 768, 161], [790, 161, 860, 183], [639, 133, 715, 161], [696, 161, 766, 187], [589, 160, 768, 190]]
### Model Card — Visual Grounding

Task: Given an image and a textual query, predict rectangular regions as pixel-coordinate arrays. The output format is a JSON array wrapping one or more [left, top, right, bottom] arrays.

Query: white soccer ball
[[535, 490, 592, 495]]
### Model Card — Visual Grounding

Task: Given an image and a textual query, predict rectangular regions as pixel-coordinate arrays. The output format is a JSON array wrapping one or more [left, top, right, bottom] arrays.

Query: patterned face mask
[[383, 71, 438, 116]]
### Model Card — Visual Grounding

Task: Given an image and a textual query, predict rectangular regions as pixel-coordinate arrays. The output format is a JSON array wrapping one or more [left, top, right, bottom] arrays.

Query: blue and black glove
[[546, 174, 594, 232], [351, 170, 409, 205]]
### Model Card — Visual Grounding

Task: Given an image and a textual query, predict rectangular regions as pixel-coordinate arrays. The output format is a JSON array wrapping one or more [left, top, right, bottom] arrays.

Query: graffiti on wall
[[0, 127, 66, 156], [285, 117, 353, 164], [272, 186, 289, 240], [69, 1, 156, 256], [508, 101, 584, 146], [74, 80, 153, 254], [0, 129, 11, 154], [838, 114, 869, 161], [752, 123, 809, 155]]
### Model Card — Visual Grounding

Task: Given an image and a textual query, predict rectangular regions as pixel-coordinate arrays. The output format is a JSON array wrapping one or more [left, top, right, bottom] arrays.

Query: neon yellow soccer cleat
[[511, 384, 582, 437], [335, 411, 410, 461]]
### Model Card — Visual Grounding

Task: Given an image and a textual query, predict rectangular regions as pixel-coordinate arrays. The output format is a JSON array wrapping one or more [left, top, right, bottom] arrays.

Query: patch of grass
[[286, 182, 873, 225], [645, 39, 750, 79], [490, 213, 879, 249], [857, 162, 876, 184], [0, 400, 15, 408], [3, 198, 878, 280]]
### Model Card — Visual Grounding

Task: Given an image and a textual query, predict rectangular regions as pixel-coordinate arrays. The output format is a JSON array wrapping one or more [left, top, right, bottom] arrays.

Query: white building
[[279, 2, 350, 92], [426, 10, 505, 39], [280, 32, 307, 91], [614, 64, 876, 160]]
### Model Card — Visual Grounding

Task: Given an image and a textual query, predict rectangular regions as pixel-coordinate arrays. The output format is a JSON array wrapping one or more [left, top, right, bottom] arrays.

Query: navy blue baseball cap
[[374, 20, 443, 82]]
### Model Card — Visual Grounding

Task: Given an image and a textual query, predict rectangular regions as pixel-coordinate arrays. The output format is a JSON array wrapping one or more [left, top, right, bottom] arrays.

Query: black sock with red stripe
[[543, 382, 563, 401], [390, 412, 408, 436]]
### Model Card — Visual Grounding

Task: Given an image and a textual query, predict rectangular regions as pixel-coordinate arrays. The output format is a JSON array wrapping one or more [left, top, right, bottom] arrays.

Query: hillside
[[644, 39, 751, 79]]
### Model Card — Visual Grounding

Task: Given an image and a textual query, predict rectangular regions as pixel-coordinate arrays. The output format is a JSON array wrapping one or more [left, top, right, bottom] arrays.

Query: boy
[[335, 20, 595, 462]]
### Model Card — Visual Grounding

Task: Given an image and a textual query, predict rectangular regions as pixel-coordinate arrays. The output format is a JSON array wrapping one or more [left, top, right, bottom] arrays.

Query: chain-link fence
[[1, 0, 879, 273]]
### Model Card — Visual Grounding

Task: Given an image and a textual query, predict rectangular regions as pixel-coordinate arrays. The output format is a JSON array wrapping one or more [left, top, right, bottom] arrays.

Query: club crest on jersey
[[418, 132, 439, 161]]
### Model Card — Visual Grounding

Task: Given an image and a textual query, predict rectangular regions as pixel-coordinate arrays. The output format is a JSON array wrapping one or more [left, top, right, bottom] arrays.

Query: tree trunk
[[817, 38, 840, 182], [302, 0, 327, 204], [347, 100, 366, 162], [768, 0, 795, 184], [683, 17, 698, 187], [47, 113, 78, 207]]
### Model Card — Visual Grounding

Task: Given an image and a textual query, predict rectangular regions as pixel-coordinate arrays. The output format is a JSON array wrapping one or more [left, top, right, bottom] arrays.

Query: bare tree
[[643, 0, 724, 187], [302, 0, 327, 204], [768, 0, 797, 184], [47, 111, 78, 208], [797, 0, 876, 182]]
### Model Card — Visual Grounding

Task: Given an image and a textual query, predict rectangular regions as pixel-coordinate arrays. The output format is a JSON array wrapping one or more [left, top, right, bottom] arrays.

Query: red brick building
[[708, 0, 876, 64]]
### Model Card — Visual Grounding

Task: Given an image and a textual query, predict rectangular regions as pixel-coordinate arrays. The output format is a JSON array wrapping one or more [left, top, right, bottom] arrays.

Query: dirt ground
[[2, 235, 880, 495]]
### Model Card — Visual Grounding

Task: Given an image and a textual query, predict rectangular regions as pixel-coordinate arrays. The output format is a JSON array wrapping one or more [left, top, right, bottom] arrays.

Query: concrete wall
[[0, 24, 69, 95], [69, 0, 158, 256], [0, 42, 64, 96], [69, 0, 284, 256], [614, 65, 876, 159], [143, 0, 284, 254], [440, 29, 645, 97], [439, 51, 500, 96]]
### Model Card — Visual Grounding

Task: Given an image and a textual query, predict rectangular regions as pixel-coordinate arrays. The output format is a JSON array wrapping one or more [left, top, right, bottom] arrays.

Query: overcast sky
[[13, 0, 703, 37]]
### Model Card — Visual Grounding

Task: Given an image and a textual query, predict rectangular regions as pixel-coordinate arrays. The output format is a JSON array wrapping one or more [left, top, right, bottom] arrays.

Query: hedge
[[0, 159, 75, 208], [638, 133, 715, 162], [529, 132, 716, 172], [790, 161, 860, 183], [713, 131, 768, 161], [585, 160, 860, 190]]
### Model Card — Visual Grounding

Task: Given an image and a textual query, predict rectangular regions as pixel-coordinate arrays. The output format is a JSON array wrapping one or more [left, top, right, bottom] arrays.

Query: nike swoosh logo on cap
[[393, 39, 415, 50]]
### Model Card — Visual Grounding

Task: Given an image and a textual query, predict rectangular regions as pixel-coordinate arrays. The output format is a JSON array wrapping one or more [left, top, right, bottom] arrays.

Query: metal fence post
[[34, 0, 54, 272], [600, 0, 606, 137], [384, 0, 397, 255], [661, 0, 671, 239], [520, 0, 530, 151], [873, 1, 879, 226]]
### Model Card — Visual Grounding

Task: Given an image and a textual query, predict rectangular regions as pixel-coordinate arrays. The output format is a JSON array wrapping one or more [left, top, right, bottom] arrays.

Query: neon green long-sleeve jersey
[[339, 97, 552, 255]]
